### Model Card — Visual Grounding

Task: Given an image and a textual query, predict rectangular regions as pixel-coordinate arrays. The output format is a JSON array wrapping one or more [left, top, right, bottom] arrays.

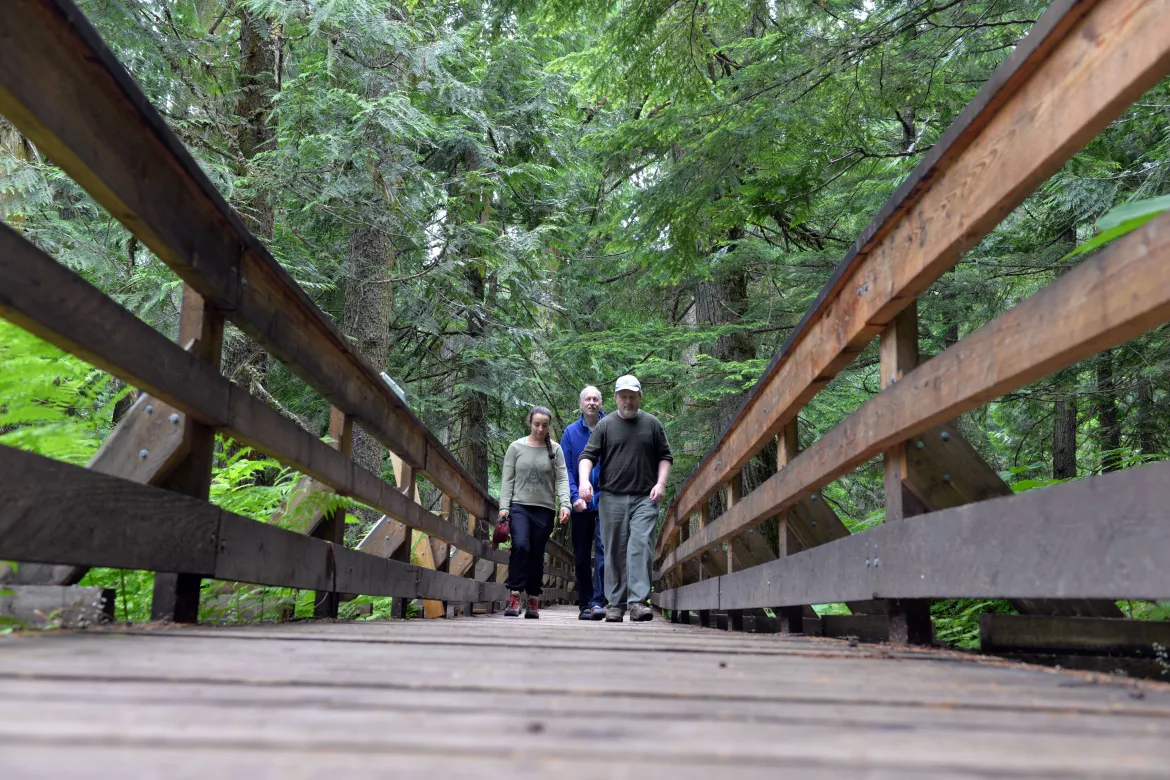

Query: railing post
[[150, 285, 224, 623], [312, 407, 353, 619], [696, 503, 712, 628], [725, 472, 744, 631], [390, 460, 416, 620], [773, 419, 805, 634], [881, 301, 933, 646]]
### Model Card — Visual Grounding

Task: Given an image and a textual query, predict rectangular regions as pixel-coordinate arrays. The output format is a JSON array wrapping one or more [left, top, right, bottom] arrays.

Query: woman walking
[[499, 406, 571, 618]]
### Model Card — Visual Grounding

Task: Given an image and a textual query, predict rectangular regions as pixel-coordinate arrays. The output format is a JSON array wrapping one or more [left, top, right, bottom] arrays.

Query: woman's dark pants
[[505, 504, 554, 596]]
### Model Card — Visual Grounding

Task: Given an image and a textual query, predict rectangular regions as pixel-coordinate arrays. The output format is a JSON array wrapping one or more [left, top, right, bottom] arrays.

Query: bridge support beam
[[880, 302, 933, 646], [151, 286, 224, 624]]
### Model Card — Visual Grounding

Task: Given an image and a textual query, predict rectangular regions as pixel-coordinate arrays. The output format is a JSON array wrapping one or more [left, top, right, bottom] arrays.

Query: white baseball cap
[[614, 375, 642, 393]]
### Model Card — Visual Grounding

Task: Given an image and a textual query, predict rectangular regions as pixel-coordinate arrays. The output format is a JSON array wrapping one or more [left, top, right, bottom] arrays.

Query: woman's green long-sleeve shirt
[[499, 438, 570, 512]]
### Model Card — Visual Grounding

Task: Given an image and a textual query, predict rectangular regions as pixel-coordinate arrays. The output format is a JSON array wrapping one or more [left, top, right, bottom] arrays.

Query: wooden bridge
[[3, 0, 1170, 775]]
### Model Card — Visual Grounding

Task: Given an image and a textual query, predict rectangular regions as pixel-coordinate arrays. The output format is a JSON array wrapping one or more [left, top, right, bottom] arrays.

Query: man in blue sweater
[[560, 385, 608, 621]]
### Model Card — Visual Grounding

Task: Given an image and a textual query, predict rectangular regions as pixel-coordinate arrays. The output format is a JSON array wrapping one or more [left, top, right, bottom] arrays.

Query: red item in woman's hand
[[491, 519, 510, 548]]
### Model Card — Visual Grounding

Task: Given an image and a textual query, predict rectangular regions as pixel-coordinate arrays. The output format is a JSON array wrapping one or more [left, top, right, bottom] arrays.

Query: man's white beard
[[617, 407, 638, 419]]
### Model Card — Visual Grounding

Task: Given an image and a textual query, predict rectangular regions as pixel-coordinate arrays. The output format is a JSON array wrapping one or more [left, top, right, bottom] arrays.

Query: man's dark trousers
[[571, 510, 606, 609]]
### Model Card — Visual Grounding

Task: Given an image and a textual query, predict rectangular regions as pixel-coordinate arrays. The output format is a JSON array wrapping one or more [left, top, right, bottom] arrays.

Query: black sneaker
[[590, 604, 607, 621], [578, 606, 592, 620], [605, 606, 624, 622]]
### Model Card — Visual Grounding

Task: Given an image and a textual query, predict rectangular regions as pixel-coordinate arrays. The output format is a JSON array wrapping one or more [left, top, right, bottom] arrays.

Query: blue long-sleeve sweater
[[560, 411, 604, 511]]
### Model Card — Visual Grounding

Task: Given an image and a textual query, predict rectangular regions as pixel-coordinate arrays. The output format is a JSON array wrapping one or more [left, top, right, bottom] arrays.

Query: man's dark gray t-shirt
[[578, 410, 673, 496]]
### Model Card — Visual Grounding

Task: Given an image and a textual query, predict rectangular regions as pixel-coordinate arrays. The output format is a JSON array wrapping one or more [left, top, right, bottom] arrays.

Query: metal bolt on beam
[[169, 413, 180, 424], [145, 405, 154, 414], [138, 449, 149, 459]]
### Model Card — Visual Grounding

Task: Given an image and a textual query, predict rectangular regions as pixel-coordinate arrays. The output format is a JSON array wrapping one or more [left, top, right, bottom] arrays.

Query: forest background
[[2, 0, 1168, 636]]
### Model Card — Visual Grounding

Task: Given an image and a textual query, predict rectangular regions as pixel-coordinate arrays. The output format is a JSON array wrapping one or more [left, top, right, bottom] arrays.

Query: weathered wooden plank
[[979, 614, 1170, 656], [0, 445, 220, 576], [0, 446, 506, 604], [653, 460, 1170, 612], [663, 0, 1170, 541], [659, 211, 1170, 576], [0, 0, 494, 520], [0, 585, 113, 627], [8, 391, 193, 587]]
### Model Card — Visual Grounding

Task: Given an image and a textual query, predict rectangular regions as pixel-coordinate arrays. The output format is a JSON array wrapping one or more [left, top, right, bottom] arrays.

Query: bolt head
[[138, 449, 149, 459], [810, 494, 818, 501], [874, 557, 880, 566], [866, 559, 871, 567], [942, 473, 952, 483], [914, 440, 924, 449], [169, 413, 180, 424], [940, 431, 951, 442], [145, 405, 154, 414], [811, 521, 817, 528]]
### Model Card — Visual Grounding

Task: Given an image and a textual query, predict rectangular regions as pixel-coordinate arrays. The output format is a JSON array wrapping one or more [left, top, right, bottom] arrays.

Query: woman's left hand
[[558, 507, 570, 524]]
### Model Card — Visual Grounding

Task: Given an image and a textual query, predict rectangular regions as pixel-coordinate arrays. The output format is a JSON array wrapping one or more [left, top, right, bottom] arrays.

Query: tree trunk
[[341, 225, 396, 531], [1052, 397, 1076, 479], [235, 7, 276, 239], [1135, 376, 1158, 457], [1095, 350, 1122, 472], [223, 7, 277, 397]]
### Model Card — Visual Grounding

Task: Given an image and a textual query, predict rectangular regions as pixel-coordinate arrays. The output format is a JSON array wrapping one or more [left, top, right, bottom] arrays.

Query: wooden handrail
[[0, 0, 494, 521], [0, 446, 507, 605], [654, 461, 1170, 612], [658, 0, 1170, 551], [657, 209, 1170, 577]]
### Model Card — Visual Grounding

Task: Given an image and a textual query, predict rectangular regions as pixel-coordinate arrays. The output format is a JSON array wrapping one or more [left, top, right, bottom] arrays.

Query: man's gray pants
[[598, 492, 659, 609]]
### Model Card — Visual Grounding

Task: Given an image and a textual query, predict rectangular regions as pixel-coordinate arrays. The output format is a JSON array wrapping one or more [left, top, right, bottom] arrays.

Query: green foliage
[[0, 320, 119, 464], [932, 600, 1016, 649]]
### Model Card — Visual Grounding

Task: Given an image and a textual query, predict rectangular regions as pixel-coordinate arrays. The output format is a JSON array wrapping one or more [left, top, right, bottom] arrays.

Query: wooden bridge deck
[[2, 606, 1169, 778]]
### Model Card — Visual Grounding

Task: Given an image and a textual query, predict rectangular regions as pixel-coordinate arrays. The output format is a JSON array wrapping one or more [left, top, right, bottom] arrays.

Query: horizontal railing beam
[[658, 210, 1170, 577], [0, 0, 492, 520], [0, 446, 505, 604], [0, 224, 515, 568], [661, 0, 1170, 548], [653, 461, 1170, 612]]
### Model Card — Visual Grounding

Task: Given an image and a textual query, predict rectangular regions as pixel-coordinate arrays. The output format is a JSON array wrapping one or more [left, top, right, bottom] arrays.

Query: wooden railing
[[0, 0, 573, 622], [653, 0, 1170, 647]]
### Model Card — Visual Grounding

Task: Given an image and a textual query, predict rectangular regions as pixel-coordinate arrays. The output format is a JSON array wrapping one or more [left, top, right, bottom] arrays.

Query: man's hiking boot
[[578, 606, 592, 620], [525, 597, 540, 619], [629, 603, 653, 622], [504, 591, 521, 617], [605, 606, 624, 622], [590, 604, 607, 621]]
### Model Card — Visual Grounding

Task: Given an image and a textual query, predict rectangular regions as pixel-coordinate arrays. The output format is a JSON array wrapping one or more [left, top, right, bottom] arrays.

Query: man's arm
[[578, 457, 596, 503], [650, 459, 671, 503]]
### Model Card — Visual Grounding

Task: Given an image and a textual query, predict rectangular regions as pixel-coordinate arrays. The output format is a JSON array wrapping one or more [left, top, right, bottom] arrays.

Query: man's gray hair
[[579, 385, 601, 401]]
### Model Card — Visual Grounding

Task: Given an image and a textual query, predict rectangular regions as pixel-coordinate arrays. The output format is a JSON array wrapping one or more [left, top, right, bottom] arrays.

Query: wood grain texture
[[663, 0, 1170, 542], [2, 605, 1169, 777], [979, 614, 1170, 656], [0, 446, 507, 604], [659, 211, 1170, 576], [654, 460, 1170, 611]]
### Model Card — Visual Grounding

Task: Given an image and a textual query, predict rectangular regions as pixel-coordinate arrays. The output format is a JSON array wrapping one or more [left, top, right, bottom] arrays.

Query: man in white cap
[[578, 374, 673, 622]]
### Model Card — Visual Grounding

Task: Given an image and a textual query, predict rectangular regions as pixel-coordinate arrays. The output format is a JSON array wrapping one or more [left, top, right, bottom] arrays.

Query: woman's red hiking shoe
[[524, 597, 540, 619], [504, 591, 521, 617]]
